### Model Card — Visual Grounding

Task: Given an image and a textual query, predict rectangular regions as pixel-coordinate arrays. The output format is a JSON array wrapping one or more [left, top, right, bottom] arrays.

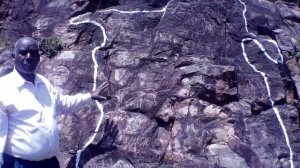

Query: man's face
[[14, 37, 40, 74]]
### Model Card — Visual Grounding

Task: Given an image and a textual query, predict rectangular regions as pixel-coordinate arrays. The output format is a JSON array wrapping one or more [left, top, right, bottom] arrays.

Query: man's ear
[[10, 47, 15, 58]]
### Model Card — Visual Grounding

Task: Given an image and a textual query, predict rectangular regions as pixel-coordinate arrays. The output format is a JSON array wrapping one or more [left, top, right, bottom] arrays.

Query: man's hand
[[90, 82, 111, 101]]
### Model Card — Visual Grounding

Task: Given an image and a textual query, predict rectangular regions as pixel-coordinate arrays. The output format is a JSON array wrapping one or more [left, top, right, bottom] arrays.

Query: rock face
[[0, 0, 300, 167]]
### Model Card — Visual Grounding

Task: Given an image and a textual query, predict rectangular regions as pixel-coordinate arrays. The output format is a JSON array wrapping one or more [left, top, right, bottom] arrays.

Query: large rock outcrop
[[0, 0, 300, 167]]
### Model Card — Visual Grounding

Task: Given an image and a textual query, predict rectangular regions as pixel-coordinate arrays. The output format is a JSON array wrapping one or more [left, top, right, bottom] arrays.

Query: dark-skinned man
[[0, 37, 108, 168]]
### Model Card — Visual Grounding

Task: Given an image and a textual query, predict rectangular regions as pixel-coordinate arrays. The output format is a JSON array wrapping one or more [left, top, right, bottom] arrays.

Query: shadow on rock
[[66, 119, 119, 168]]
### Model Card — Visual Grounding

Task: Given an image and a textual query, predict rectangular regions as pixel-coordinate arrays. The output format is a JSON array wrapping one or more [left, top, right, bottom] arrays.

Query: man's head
[[13, 37, 40, 75]]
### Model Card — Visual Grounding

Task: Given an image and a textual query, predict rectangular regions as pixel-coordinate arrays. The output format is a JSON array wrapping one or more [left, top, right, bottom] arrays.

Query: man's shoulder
[[0, 71, 15, 93], [36, 73, 51, 85], [0, 71, 14, 84]]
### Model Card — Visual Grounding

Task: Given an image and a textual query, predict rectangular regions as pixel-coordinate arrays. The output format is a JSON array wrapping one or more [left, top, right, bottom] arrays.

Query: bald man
[[0, 37, 108, 168]]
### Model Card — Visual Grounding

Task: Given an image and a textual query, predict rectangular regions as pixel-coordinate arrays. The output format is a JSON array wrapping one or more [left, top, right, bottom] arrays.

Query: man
[[0, 37, 108, 168]]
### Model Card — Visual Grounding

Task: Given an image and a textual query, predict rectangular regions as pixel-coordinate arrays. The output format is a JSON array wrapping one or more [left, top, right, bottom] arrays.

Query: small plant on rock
[[0, 36, 6, 49], [295, 52, 300, 59], [39, 36, 63, 58]]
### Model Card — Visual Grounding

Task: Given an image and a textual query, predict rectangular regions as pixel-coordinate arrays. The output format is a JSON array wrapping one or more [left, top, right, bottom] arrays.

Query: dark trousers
[[2, 153, 60, 168]]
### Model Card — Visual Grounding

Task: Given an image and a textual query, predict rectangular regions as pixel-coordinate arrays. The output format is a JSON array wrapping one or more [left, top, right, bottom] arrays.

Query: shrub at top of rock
[[39, 36, 63, 58]]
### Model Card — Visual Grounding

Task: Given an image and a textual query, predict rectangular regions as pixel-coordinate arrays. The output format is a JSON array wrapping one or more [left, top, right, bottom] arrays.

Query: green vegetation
[[0, 36, 6, 49], [296, 52, 300, 59], [39, 36, 63, 58], [292, 38, 300, 59]]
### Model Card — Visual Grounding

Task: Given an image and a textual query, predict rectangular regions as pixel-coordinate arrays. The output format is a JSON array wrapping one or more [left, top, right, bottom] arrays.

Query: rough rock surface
[[0, 0, 300, 167]]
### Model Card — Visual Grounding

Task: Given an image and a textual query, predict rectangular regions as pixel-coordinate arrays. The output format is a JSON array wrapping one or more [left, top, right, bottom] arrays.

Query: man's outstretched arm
[[53, 81, 110, 114]]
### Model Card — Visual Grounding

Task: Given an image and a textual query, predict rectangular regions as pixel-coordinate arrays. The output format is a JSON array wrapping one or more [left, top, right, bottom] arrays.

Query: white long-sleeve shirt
[[0, 68, 92, 165]]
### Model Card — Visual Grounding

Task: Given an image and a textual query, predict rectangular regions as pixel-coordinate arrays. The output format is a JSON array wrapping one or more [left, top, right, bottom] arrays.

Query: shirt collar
[[11, 68, 42, 88]]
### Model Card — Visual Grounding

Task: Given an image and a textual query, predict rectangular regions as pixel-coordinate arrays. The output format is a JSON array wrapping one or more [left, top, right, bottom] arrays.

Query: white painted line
[[70, 13, 107, 168], [69, 2, 171, 167], [238, 1, 294, 167]]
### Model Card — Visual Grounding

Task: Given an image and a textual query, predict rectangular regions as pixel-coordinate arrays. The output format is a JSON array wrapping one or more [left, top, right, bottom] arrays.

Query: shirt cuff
[[82, 93, 92, 102]]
